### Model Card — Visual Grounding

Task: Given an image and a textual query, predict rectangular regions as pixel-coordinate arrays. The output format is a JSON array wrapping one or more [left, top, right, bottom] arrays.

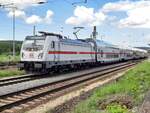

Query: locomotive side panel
[[54, 40, 95, 63], [44, 38, 96, 68]]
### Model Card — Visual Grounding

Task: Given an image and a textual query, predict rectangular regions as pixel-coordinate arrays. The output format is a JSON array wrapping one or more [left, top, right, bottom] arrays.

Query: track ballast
[[0, 60, 141, 113]]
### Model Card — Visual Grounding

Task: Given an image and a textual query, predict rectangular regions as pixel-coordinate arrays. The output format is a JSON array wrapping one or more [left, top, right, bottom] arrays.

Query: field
[[0, 69, 25, 78], [0, 40, 22, 55], [71, 61, 150, 113], [0, 40, 24, 77], [0, 40, 22, 63], [0, 55, 20, 63]]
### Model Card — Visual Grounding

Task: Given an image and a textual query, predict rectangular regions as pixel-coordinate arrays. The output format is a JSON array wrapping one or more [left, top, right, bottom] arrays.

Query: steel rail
[[0, 61, 132, 87], [0, 61, 132, 97], [0, 74, 45, 87], [0, 61, 139, 112]]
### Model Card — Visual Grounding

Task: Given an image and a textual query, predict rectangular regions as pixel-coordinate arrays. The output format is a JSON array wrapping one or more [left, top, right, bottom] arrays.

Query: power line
[[72, 0, 87, 5], [63, 0, 88, 6]]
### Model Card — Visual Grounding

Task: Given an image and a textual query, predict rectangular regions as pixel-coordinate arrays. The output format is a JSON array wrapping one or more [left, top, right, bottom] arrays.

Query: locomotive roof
[[95, 39, 118, 48], [38, 31, 63, 38], [60, 38, 89, 46]]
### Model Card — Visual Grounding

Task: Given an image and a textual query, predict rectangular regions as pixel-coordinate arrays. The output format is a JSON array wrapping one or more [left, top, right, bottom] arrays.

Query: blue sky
[[0, 0, 150, 47]]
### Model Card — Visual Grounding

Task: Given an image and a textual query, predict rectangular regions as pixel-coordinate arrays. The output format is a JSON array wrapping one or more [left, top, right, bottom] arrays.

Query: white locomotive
[[19, 29, 148, 72]]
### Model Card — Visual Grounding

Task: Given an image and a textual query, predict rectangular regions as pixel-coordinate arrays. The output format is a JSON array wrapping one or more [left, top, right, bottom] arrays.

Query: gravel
[[0, 72, 80, 96], [49, 90, 92, 113], [0, 64, 122, 96], [0, 65, 112, 96]]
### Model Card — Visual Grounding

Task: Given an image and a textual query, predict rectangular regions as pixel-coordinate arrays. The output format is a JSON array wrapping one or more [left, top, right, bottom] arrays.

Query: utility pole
[[33, 25, 36, 36], [60, 27, 64, 35], [0, 3, 17, 58], [92, 26, 98, 39], [12, 7, 16, 57]]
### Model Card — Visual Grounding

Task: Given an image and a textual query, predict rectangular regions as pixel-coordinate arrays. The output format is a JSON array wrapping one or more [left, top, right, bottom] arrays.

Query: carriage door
[[51, 40, 60, 62], [51, 41, 56, 61]]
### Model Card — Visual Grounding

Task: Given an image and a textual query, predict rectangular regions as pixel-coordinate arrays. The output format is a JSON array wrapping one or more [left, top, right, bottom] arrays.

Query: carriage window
[[51, 41, 55, 48]]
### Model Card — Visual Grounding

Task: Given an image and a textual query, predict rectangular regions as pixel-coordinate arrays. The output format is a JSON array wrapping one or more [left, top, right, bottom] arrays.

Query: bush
[[0, 40, 22, 55]]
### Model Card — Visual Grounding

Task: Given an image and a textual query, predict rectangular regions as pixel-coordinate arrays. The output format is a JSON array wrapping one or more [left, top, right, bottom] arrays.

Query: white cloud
[[102, 1, 134, 13], [26, 15, 42, 24], [102, 0, 150, 12], [7, 9, 54, 25], [66, 17, 80, 26], [44, 10, 54, 24], [66, 1, 150, 28], [8, 10, 26, 19], [102, 1, 150, 28], [66, 6, 106, 26], [25, 10, 54, 24], [0, 0, 54, 25], [119, 5, 150, 28]]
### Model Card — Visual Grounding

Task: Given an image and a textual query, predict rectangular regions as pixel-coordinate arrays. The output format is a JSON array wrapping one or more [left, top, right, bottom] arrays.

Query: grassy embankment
[[0, 40, 22, 63], [0, 55, 25, 78], [71, 61, 150, 113], [0, 40, 25, 78], [0, 55, 20, 63], [0, 69, 25, 78]]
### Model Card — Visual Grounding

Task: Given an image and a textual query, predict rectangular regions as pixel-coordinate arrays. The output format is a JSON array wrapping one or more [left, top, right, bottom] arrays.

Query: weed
[[106, 103, 130, 113], [71, 61, 150, 113], [0, 69, 25, 78]]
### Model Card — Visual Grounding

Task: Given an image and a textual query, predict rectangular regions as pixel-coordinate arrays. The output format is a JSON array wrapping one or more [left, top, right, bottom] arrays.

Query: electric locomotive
[[18, 29, 148, 72]]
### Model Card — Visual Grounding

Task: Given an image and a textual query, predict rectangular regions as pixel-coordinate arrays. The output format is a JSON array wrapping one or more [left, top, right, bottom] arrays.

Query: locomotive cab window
[[23, 36, 45, 51], [51, 41, 55, 48]]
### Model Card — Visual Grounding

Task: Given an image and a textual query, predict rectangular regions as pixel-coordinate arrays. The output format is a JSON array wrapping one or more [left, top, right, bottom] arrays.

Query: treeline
[[0, 41, 22, 55]]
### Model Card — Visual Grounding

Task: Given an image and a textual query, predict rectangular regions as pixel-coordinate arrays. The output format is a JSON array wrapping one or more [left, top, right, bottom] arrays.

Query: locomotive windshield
[[23, 36, 45, 51]]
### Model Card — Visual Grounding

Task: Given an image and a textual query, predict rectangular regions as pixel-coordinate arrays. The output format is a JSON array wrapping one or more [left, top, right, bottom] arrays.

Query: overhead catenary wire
[[72, 0, 87, 5]]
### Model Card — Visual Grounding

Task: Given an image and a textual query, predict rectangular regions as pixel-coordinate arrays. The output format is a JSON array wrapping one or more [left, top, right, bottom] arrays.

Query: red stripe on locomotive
[[48, 51, 120, 54]]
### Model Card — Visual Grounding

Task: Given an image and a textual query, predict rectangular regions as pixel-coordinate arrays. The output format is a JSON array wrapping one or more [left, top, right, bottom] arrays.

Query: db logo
[[29, 53, 34, 58]]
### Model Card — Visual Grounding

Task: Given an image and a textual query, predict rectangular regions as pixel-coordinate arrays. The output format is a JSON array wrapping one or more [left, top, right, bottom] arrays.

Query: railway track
[[0, 61, 131, 87], [0, 73, 47, 87], [0, 62, 17, 69], [0, 60, 140, 113], [0, 61, 136, 87], [0, 65, 17, 70]]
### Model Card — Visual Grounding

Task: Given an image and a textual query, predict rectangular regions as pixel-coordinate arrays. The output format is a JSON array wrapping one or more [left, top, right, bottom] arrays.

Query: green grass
[[0, 55, 20, 63], [105, 103, 130, 113], [0, 69, 25, 78], [71, 61, 150, 113]]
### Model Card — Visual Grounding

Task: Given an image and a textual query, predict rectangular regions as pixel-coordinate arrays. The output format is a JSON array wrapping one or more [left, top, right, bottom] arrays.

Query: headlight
[[38, 53, 43, 59]]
